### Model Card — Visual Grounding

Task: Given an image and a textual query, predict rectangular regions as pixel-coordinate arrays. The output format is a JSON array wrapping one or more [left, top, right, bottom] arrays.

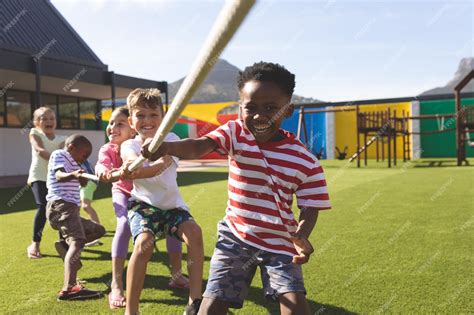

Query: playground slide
[[349, 135, 378, 162]]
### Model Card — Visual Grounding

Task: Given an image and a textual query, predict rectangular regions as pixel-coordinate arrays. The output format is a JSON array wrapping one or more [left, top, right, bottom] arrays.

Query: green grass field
[[1, 159, 473, 314]]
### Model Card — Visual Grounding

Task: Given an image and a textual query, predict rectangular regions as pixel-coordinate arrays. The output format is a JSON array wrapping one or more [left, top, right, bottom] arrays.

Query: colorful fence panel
[[420, 98, 474, 158], [335, 102, 411, 159]]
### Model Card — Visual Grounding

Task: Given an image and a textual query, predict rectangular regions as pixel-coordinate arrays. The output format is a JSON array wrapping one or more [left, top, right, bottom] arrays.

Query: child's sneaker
[[183, 298, 202, 315], [57, 284, 103, 301]]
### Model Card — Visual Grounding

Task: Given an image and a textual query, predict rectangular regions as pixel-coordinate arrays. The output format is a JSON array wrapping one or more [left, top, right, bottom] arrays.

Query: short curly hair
[[237, 61, 295, 98]]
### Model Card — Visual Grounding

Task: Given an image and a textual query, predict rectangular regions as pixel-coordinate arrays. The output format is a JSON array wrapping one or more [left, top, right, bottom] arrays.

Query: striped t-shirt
[[206, 119, 331, 257], [46, 149, 81, 206]]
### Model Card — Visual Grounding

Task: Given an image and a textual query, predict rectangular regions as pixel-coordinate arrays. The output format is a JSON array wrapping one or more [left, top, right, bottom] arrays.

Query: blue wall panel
[[282, 110, 327, 159]]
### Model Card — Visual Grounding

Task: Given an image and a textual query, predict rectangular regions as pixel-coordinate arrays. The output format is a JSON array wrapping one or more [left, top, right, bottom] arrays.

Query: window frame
[[1, 89, 101, 130], [3, 90, 34, 128]]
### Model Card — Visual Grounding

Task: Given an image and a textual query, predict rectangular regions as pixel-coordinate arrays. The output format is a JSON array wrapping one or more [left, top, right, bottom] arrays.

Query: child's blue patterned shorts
[[128, 199, 194, 243]]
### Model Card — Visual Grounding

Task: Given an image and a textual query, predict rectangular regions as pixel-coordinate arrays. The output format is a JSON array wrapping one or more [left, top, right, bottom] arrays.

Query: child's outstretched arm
[[96, 147, 121, 183], [120, 155, 174, 180], [142, 137, 218, 161], [55, 168, 88, 186], [291, 208, 319, 264], [30, 134, 53, 161], [121, 141, 177, 180]]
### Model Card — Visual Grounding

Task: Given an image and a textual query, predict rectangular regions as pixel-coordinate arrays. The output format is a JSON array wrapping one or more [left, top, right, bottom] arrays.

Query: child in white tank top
[[27, 107, 67, 259]]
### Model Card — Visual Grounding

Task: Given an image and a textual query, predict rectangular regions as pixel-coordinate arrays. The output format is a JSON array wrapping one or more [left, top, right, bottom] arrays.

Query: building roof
[[0, 0, 105, 69], [0, 0, 167, 100]]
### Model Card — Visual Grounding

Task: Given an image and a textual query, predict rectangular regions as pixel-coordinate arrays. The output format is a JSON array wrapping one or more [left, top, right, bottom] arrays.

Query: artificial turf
[[0, 159, 472, 314]]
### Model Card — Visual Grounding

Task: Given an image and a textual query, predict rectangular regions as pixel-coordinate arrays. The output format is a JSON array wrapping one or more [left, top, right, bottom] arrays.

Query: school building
[[0, 0, 167, 177]]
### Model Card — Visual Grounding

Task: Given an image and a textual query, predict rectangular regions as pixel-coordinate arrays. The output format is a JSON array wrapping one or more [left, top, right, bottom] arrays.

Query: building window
[[79, 100, 99, 130], [1, 90, 101, 130], [6, 91, 32, 127], [58, 96, 78, 129], [41, 94, 58, 117]]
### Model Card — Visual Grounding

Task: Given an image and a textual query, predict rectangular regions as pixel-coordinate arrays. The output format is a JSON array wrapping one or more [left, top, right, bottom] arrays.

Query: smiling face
[[34, 108, 56, 136], [106, 111, 135, 145], [129, 105, 163, 141], [239, 80, 293, 143]]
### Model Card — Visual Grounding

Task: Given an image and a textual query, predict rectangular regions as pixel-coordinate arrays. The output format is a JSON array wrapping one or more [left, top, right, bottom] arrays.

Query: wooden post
[[453, 69, 474, 165], [393, 109, 397, 166], [455, 90, 463, 166], [356, 105, 360, 168], [387, 109, 391, 168], [376, 129, 379, 162], [381, 135, 385, 161], [364, 131, 368, 166]]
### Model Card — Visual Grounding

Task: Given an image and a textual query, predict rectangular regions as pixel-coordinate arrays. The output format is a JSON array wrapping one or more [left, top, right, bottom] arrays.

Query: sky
[[51, 0, 473, 102]]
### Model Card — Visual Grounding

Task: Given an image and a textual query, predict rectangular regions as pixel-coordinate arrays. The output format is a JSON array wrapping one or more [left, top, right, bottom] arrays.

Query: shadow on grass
[[243, 286, 357, 315], [177, 170, 228, 186], [412, 160, 474, 167], [81, 243, 212, 264], [0, 183, 114, 215], [82, 244, 355, 314], [83, 247, 212, 291], [1, 170, 228, 215], [140, 284, 356, 314]]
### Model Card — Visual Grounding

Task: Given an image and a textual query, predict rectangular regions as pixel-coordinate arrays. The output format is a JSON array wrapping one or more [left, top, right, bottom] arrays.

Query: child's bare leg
[[82, 199, 100, 224], [177, 221, 203, 303], [167, 236, 188, 285], [125, 232, 154, 315], [63, 240, 84, 290], [111, 257, 125, 296], [279, 292, 310, 315], [169, 251, 182, 275], [198, 297, 230, 315]]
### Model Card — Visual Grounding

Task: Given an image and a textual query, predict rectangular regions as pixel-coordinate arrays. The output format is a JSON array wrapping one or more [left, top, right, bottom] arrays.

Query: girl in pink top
[[96, 107, 188, 309]]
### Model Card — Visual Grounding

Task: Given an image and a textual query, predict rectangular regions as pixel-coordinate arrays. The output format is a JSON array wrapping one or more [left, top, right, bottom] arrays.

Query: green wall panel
[[171, 123, 189, 139], [420, 98, 474, 158]]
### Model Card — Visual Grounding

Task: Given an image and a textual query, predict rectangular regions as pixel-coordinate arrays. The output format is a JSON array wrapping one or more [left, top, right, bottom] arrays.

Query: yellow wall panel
[[335, 102, 411, 159], [99, 102, 235, 125], [181, 102, 235, 125]]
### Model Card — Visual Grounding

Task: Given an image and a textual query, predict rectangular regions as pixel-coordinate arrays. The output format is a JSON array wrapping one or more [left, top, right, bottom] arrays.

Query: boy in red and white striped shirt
[[143, 62, 331, 315]]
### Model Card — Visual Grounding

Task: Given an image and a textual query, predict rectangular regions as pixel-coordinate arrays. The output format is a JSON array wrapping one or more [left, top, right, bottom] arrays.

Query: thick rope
[[124, 0, 256, 174]]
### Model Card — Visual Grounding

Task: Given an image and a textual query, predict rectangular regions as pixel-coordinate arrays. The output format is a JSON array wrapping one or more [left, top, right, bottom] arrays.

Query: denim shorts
[[128, 199, 194, 243], [203, 220, 306, 309]]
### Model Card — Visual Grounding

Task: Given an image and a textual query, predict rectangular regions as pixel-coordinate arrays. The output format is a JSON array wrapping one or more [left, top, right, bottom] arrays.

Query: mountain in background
[[168, 59, 319, 103], [421, 57, 474, 95]]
